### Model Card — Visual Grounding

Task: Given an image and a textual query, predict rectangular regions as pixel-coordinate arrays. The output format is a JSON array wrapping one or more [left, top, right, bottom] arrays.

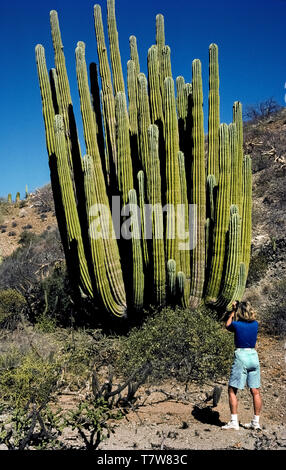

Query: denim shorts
[[229, 348, 261, 390]]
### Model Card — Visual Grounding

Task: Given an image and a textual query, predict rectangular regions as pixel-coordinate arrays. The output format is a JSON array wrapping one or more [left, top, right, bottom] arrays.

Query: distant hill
[[243, 107, 286, 325], [0, 184, 58, 259]]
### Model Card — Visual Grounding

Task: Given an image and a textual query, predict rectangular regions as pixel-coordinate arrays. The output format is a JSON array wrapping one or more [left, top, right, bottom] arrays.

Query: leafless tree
[[244, 98, 282, 122]]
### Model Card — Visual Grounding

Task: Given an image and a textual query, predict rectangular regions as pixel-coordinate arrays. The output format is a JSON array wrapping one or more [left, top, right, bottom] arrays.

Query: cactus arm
[[167, 259, 176, 302], [177, 271, 187, 307]]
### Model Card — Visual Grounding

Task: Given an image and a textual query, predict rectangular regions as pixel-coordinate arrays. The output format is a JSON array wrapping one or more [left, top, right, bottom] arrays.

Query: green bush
[[0, 351, 61, 408], [56, 328, 121, 390], [0, 349, 63, 450], [116, 306, 234, 384], [0, 289, 26, 324], [33, 265, 76, 329]]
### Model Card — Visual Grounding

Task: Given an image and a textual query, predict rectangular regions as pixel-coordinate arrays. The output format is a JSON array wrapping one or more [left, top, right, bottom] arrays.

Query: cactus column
[[94, 4, 117, 179], [148, 124, 166, 304], [163, 77, 182, 272], [115, 91, 134, 205], [190, 60, 206, 307], [107, 0, 125, 95], [128, 189, 144, 310], [233, 101, 244, 215], [208, 44, 220, 183], [216, 205, 241, 308], [205, 123, 231, 303], [54, 115, 93, 298], [241, 155, 252, 276]]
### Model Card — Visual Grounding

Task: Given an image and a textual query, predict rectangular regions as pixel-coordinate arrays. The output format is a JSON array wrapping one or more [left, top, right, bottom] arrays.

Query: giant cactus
[[36, 0, 253, 319]]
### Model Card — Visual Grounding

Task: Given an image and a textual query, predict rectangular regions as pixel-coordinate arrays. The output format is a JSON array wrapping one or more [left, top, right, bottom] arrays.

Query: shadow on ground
[[191, 406, 224, 427]]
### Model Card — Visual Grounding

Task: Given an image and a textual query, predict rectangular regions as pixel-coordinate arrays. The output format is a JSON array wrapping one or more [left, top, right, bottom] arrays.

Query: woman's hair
[[234, 300, 257, 322]]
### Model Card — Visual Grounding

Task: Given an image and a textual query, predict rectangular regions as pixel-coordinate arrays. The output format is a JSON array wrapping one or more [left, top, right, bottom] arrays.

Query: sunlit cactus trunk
[[208, 44, 220, 183], [94, 4, 117, 181], [148, 124, 166, 305], [205, 123, 231, 303], [241, 155, 252, 277], [163, 77, 182, 272], [190, 60, 206, 308], [107, 0, 125, 95]]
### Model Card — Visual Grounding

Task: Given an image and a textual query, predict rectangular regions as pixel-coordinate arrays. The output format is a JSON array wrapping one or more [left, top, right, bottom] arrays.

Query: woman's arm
[[225, 302, 237, 328], [225, 310, 235, 328]]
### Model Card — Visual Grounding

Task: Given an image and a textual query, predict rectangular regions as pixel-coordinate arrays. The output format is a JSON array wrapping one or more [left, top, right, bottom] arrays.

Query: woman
[[222, 300, 262, 430]]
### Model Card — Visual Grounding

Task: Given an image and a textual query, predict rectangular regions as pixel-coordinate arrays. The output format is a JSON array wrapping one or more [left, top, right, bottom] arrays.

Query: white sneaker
[[222, 421, 239, 430], [244, 421, 261, 430]]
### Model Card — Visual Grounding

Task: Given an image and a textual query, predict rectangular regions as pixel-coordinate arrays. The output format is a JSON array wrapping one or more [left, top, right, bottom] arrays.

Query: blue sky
[[0, 0, 285, 199]]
